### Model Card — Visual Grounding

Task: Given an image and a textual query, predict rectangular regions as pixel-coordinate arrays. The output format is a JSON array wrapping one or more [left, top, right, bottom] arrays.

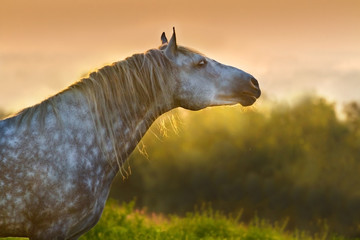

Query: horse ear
[[164, 27, 177, 60], [161, 32, 168, 44]]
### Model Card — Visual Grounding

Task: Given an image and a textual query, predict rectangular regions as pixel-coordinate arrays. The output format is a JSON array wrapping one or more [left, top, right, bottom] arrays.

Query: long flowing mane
[[0, 29, 262, 239], [14, 49, 175, 171]]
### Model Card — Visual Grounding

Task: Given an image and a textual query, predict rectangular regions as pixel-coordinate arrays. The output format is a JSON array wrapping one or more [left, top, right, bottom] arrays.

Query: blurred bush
[[0, 111, 6, 119], [110, 96, 360, 237]]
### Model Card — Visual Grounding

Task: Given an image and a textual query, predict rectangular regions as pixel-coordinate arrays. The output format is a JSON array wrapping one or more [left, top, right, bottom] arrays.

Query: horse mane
[[15, 48, 175, 172], [72, 48, 174, 129]]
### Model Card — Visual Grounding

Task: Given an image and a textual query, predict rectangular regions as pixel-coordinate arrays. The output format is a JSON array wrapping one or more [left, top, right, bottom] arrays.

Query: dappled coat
[[0, 29, 260, 239]]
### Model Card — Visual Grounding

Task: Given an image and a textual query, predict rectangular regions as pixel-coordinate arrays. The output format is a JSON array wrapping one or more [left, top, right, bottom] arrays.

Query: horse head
[[160, 28, 261, 111]]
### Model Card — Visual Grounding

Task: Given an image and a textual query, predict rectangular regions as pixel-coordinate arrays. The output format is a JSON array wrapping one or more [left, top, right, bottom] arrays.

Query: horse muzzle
[[238, 77, 261, 106]]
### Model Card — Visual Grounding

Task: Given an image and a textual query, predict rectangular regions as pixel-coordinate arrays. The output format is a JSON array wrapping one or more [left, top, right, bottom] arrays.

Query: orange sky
[[1, 0, 360, 112]]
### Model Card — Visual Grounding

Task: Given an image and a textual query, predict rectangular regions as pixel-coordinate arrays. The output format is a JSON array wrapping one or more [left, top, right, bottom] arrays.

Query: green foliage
[[1, 201, 356, 240], [81, 200, 345, 240], [2, 96, 360, 239], [110, 96, 360, 237]]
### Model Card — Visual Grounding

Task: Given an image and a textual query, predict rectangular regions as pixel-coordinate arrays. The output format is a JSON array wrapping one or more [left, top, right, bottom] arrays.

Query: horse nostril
[[251, 77, 259, 88]]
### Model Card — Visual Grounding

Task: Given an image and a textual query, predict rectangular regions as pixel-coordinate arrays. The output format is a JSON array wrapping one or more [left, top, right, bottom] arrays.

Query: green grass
[[2, 201, 357, 240], [79, 200, 355, 240]]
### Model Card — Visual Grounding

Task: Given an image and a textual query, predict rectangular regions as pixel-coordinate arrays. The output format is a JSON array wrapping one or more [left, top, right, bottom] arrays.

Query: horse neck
[[113, 102, 168, 162], [10, 50, 176, 172], [82, 61, 176, 169]]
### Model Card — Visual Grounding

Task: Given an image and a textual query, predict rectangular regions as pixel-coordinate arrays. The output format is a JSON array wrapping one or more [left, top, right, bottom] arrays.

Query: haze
[[1, 0, 359, 112]]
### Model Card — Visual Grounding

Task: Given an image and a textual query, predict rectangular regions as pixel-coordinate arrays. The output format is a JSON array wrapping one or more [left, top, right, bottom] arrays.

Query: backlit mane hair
[[15, 48, 175, 172], [73, 48, 174, 128]]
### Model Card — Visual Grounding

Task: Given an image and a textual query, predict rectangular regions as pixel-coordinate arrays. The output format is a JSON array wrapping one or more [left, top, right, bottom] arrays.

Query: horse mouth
[[239, 92, 259, 106], [216, 94, 259, 107], [217, 90, 260, 107]]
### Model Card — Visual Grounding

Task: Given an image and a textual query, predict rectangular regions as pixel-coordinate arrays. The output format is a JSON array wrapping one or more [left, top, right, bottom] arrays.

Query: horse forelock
[[177, 46, 204, 57]]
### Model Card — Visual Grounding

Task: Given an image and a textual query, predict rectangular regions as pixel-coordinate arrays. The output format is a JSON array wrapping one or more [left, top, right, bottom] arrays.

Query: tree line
[[1, 96, 360, 237], [110, 96, 360, 237]]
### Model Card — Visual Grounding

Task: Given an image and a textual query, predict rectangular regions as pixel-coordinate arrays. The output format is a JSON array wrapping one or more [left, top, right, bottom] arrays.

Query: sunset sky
[[1, 0, 359, 113]]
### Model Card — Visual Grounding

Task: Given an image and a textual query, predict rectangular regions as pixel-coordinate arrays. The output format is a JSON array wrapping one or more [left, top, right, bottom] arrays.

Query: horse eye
[[197, 59, 207, 67]]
